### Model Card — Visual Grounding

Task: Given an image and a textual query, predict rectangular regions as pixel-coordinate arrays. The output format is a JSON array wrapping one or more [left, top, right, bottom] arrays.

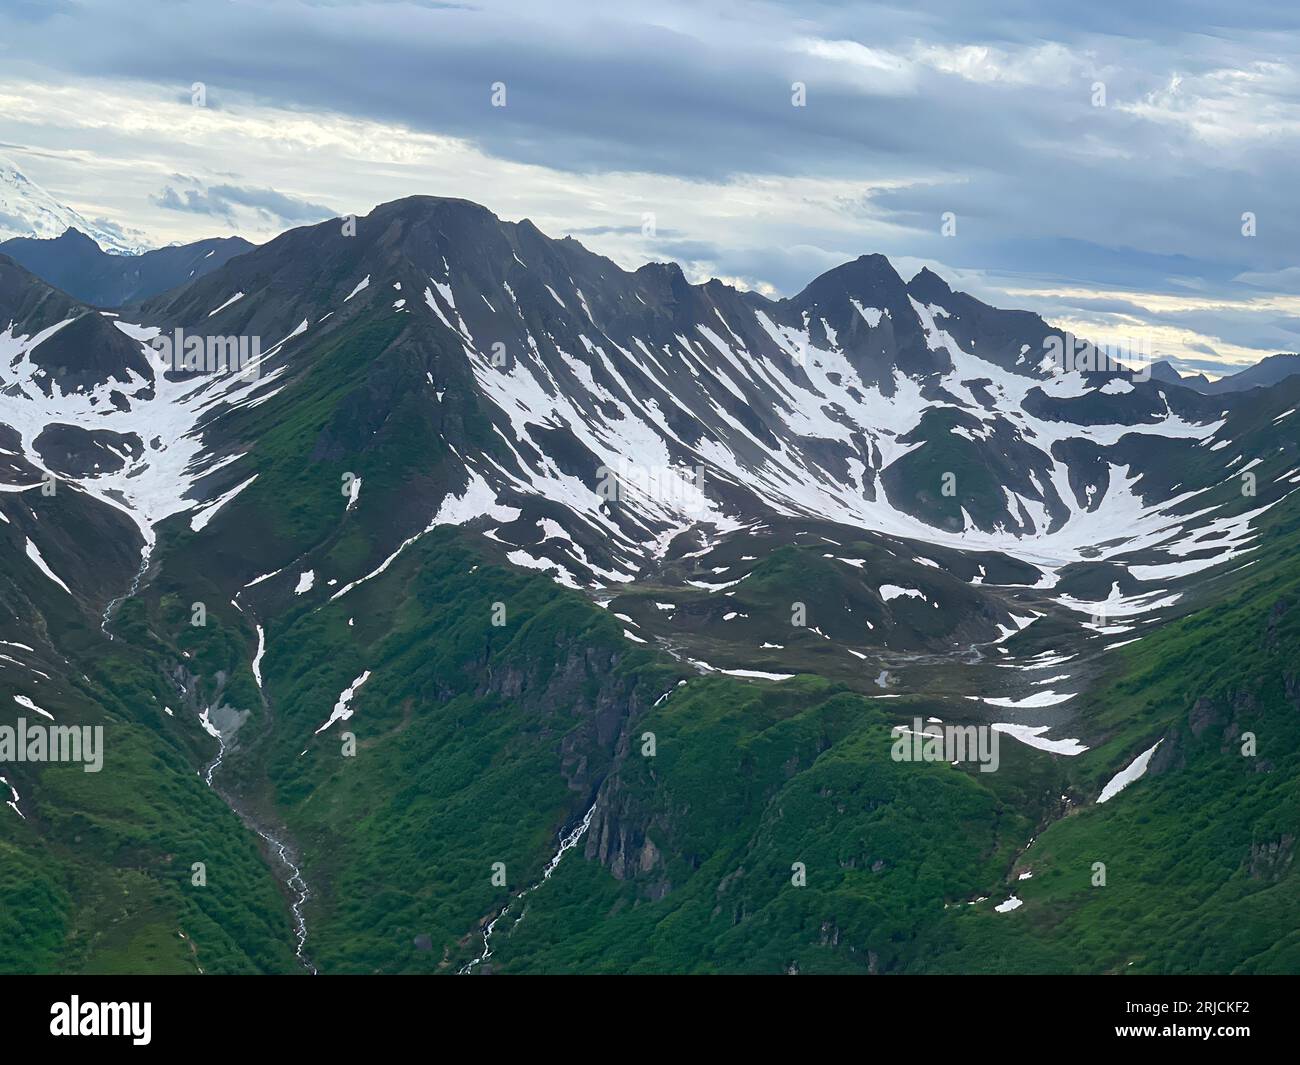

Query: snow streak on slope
[[1097, 740, 1163, 803], [23, 537, 72, 594], [315, 671, 372, 734], [406, 255, 1281, 591]]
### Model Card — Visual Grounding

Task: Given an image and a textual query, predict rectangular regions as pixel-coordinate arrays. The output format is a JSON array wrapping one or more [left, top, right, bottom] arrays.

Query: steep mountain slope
[[1, 228, 255, 306], [113, 198, 1290, 718], [0, 155, 144, 254], [128, 199, 1272, 589], [0, 258, 299, 973], [2, 196, 1296, 974]]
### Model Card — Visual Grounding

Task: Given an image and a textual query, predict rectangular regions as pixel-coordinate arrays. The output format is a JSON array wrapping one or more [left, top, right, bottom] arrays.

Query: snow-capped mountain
[[122, 199, 1288, 590], [0, 154, 146, 255], [3, 195, 1299, 977], [3, 195, 1296, 717]]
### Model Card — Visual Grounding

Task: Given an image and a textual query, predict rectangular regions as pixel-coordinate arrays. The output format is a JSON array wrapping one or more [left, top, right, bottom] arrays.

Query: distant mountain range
[[1, 152, 254, 304], [1152, 353, 1300, 394], [0, 226, 254, 306]]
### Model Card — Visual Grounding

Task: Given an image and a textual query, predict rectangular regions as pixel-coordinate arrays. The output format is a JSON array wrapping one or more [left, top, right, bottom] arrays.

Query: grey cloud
[[4, 7, 1295, 264], [3, 0, 1295, 373], [152, 183, 334, 225], [1173, 355, 1255, 375], [1235, 267, 1300, 293]]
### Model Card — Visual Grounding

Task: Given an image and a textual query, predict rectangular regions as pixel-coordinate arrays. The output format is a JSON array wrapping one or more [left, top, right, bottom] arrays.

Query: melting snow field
[[992, 723, 1089, 756], [13, 694, 53, 720], [0, 318, 288, 561], [24, 537, 71, 594], [1097, 739, 1162, 803], [315, 671, 372, 734], [11, 253, 1261, 627], [251, 624, 267, 691], [971, 690, 1076, 708], [720, 668, 796, 681], [1, 774, 23, 818]]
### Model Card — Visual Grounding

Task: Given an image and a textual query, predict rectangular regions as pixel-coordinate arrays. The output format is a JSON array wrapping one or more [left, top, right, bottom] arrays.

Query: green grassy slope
[[0, 636, 300, 974]]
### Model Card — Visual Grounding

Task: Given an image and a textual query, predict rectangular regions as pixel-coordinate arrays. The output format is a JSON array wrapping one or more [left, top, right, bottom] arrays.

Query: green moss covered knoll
[[0, 752, 298, 974], [880, 407, 1011, 531]]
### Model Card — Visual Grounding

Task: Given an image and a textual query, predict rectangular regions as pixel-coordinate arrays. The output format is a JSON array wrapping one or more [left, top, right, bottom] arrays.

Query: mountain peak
[[375, 194, 501, 221], [1, 228, 253, 308], [53, 227, 104, 249], [795, 251, 901, 295], [907, 266, 953, 302], [0, 251, 83, 330], [635, 260, 686, 280], [1150, 352, 1300, 394], [1149, 359, 1185, 383]]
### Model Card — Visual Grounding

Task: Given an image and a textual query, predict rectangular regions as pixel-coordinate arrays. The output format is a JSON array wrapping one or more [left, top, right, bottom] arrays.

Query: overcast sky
[[2, 0, 1299, 375]]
